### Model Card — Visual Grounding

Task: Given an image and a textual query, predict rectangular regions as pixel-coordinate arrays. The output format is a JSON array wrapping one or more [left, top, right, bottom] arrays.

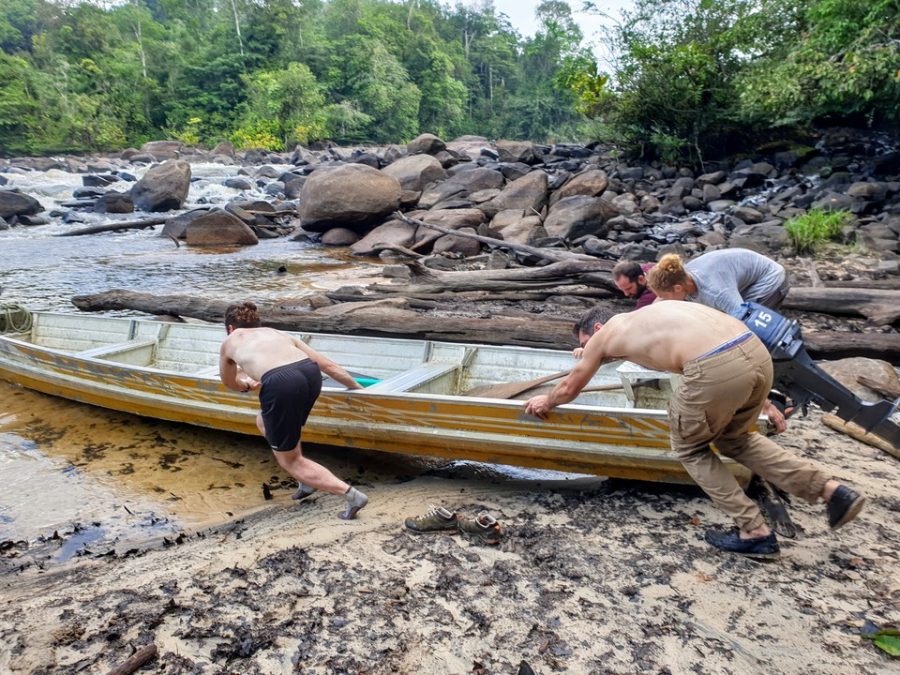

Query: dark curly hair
[[224, 302, 261, 329]]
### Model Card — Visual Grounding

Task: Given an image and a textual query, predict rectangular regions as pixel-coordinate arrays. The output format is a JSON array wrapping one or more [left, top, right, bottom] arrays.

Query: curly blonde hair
[[646, 254, 689, 293], [224, 301, 261, 328]]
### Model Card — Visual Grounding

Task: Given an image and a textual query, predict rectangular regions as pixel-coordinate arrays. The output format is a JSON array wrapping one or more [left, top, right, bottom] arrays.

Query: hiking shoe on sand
[[827, 485, 866, 529], [704, 528, 779, 559], [291, 483, 316, 500], [457, 512, 502, 546], [404, 505, 458, 533]]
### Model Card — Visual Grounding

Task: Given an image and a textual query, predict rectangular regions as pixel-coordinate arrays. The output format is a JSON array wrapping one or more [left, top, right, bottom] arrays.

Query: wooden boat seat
[[362, 362, 459, 393], [75, 338, 158, 360]]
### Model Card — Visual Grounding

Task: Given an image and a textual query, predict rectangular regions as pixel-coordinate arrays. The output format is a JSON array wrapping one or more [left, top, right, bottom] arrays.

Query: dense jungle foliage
[[0, 0, 897, 160]]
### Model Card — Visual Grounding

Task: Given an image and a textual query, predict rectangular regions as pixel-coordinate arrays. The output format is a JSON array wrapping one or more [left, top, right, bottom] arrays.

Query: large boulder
[[300, 164, 401, 232], [553, 169, 609, 202], [162, 209, 208, 239], [543, 196, 617, 240], [131, 160, 192, 212], [407, 133, 446, 155], [432, 227, 482, 257], [818, 358, 900, 402], [492, 209, 542, 245], [413, 208, 486, 247], [94, 191, 134, 214], [139, 140, 183, 159], [381, 154, 447, 191], [350, 219, 418, 256], [0, 189, 43, 219], [211, 141, 235, 158], [496, 140, 540, 164], [320, 227, 360, 246], [480, 170, 548, 218], [184, 209, 258, 246], [729, 222, 791, 254]]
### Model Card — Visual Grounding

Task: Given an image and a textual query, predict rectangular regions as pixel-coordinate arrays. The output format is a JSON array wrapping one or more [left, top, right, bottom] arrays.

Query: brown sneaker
[[457, 512, 502, 545], [404, 505, 458, 534]]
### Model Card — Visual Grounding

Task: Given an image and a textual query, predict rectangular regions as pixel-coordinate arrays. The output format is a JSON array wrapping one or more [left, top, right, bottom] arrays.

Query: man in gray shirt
[[647, 249, 789, 317]]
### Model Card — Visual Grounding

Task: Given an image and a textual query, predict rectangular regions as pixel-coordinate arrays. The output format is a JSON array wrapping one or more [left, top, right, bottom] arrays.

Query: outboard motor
[[739, 301, 900, 449]]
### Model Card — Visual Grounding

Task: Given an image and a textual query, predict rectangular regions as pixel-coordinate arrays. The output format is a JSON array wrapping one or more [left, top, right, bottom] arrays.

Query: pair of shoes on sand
[[404, 504, 502, 545], [705, 485, 866, 559], [292, 483, 368, 520]]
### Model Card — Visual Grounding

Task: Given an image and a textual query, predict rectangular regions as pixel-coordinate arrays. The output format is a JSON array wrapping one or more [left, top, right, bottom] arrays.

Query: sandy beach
[[1, 407, 898, 674]]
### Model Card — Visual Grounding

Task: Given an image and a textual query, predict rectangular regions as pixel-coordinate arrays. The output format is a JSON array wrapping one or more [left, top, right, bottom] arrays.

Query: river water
[[1, 162, 581, 558]]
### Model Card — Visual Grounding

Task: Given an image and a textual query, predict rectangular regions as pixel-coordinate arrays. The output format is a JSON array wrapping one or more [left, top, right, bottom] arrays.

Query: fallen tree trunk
[[397, 212, 605, 265], [783, 287, 900, 324], [368, 258, 618, 294], [803, 331, 900, 361], [57, 218, 168, 237], [71, 290, 575, 349], [73, 289, 900, 360]]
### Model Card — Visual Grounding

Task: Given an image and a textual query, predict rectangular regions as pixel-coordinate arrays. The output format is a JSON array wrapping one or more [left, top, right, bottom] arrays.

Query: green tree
[[234, 61, 327, 149], [739, 0, 900, 126]]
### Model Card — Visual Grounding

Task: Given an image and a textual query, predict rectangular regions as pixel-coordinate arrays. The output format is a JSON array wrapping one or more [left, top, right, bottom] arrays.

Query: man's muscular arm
[[525, 330, 610, 419], [291, 336, 363, 390]]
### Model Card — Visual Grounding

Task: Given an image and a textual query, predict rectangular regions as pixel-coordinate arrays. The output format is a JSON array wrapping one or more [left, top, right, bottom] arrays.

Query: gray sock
[[338, 487, 368, 520], [291, 483, 316, 500]]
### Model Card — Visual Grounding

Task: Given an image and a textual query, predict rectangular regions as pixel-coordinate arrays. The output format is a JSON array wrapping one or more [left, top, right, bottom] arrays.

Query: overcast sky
[[487, 0, 632, 39]]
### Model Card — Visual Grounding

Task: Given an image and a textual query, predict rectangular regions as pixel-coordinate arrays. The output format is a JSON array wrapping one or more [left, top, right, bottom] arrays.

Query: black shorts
[[258, 359, 323, 452]]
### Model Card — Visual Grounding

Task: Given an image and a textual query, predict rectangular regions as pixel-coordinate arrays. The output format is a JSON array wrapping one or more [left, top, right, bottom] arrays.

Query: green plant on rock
[[784, 208, 854, 254]]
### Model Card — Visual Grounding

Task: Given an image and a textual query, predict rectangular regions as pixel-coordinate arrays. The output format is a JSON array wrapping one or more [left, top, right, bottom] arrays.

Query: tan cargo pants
[[668, 335, 830, 531]]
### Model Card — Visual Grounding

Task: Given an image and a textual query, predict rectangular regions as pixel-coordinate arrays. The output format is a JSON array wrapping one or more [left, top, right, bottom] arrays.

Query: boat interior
[[12, 313, 676, 408]]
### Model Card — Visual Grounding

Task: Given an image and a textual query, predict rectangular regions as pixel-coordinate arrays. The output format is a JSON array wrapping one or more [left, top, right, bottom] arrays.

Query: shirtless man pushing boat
[[219, 301, 368, 519], [525, 302, 865, 558]]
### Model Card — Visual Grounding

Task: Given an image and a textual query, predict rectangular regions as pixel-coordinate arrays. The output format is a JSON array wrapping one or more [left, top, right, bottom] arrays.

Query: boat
[[0, 311, 753, 484]]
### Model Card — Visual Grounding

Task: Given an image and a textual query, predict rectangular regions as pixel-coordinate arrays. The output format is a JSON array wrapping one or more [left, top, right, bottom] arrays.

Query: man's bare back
[[219, 327, 361, 391], [590, 301, 750, 373], [221, 328, 311, 381]]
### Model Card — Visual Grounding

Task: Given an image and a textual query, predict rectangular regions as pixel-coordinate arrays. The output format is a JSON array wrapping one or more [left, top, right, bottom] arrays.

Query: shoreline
[[1, 411, 898, 673]]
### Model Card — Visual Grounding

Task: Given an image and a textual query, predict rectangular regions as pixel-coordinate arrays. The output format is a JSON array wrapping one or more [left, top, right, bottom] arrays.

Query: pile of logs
[[72, 215, 900, 361]]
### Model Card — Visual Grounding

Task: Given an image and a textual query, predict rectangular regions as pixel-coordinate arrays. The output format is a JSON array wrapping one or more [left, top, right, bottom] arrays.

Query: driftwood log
[[57, 218, 168, 237], [72, 289, 900, 361], [106, 643, 158, 675], [72, 290, 577, 349], [783, 287, 900, 325]]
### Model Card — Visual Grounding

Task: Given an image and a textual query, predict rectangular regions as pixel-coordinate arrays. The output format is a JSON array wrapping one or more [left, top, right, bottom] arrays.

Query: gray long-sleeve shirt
[[685, 248, 787, 317]]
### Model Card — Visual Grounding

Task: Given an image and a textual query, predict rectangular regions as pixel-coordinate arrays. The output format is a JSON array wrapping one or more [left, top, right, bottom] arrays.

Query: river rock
[[224, 177, 253, 190], [553, 169, 610, 204], [496, 140, 540, 164], [811, 191, 855, 212], [140, 140, 182, 159], [0, 189, 43, 219], [130, 160, 192, 212], [732, 205, 765, 224], [211, 141, 235, 158], [83, 174, 120, 188], [407, 133, 446, 155], [730, 222, 791, 254], [847, 181, 887, 201], [818, 358, 900, 402], [320, 228, 360, 246], [299, 164, 401, 232], [445, 135, 491, 160], [162, 209, 208, 239], [350, 219, 417, 256], [0, 217, 8, 230], [16, 214, 49, 226], [381, 154, 446, 191], [184, 209, 258, 246], [94, 191, 135, 214], [480, 170, 548, 218], [432, 227, 481, 256], [543, 196, 617, 240], [492, 210, 542, 245]]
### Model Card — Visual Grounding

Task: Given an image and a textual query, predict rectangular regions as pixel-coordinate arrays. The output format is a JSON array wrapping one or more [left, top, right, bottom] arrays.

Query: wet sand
[[1, 408, 898, 674]]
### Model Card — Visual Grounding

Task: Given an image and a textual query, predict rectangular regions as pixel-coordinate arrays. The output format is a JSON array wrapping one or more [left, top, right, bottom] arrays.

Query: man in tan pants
[[525, 302, 866, 558]]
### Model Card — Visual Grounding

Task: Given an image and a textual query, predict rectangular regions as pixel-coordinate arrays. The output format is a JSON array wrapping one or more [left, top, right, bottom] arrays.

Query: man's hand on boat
[[525, 394, 552, 420]]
